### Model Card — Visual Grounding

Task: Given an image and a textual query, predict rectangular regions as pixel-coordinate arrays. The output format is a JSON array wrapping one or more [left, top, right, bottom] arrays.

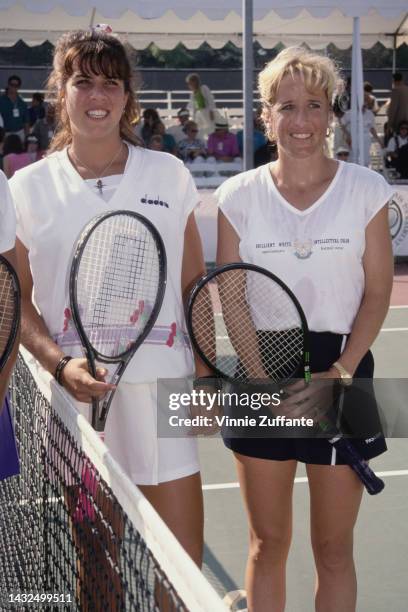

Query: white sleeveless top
[[11, 144, 199, 383], [215, 161, 394, 334]]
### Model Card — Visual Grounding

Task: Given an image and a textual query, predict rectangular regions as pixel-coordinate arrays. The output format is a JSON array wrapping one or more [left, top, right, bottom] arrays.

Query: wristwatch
[[332, 361, 353, 387]]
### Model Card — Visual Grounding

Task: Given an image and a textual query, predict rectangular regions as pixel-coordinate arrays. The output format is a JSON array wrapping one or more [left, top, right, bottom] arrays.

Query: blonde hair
[[258, 47, 343, 141], [46, 29, 141, 152]]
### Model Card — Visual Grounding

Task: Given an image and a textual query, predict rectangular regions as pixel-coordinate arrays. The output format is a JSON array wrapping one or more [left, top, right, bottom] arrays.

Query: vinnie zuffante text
[[167, 389, 315, 429]]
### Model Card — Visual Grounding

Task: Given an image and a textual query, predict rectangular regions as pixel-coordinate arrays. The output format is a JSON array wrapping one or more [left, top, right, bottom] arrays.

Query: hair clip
[[92, 24, 113, 34]]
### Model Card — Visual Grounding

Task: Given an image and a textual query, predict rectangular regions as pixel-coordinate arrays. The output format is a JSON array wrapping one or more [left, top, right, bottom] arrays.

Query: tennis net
[[0, 352, 226, 611]]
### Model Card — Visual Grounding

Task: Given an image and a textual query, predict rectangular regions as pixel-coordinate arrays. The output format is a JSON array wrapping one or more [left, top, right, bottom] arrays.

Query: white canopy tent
[[0, 2, 407, 50], [0, 1, 407, 167]]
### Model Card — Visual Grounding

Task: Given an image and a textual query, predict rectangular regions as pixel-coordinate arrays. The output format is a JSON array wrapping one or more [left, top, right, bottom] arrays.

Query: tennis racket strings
[[75, 214, 162, 358], [190, 266, 306, 382]]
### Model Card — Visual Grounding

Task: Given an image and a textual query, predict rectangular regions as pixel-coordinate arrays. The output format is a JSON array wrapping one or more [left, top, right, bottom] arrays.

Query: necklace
[[69, 143, 124, 196]]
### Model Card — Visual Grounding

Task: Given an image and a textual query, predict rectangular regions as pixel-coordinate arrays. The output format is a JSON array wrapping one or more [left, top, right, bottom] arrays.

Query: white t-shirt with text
[[215, 161, 394, 334]]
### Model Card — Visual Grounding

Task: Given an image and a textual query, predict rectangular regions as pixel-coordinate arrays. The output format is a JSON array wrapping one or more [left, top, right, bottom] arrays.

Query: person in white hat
[[167, 107, 191, 144], [335, 146, 350, 161], [207, 117, 240, 162]]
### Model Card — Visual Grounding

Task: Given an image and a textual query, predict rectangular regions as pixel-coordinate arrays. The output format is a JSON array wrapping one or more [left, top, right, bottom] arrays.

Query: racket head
[[69, 210, 167, 364], [187, 262, 310, 384], [0, 255, 21, 372]]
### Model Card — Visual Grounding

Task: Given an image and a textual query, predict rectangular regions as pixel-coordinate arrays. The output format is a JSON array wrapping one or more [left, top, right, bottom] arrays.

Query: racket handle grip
[[330, 437, 385, 495], [91, 398, 105, 433]]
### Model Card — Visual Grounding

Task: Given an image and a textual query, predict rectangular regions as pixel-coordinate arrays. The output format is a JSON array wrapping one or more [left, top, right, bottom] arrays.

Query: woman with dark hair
[[10, 26, 209, 607], [151, 119, 177, 155], [3, 133, 40, 178], [135, 107, 160, 145], [3, 133, 23, 156]]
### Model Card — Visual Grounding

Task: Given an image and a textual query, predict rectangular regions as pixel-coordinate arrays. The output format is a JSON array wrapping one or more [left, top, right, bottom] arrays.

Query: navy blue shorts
[[223, 331, 387, 464]]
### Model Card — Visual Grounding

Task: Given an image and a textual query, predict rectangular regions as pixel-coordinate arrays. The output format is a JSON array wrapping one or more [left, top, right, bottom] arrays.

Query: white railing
[[17, 87, 392, 132]]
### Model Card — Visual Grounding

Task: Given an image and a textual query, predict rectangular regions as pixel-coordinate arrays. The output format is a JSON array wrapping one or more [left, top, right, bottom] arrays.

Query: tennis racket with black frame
[[69, 210, 166, 432], [0, 255, 21, 373], [187, 262, 384, 495]]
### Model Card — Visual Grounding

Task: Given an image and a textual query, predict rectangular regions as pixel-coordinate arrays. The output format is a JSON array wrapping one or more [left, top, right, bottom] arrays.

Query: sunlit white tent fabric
[[0, 1, 406, 49]]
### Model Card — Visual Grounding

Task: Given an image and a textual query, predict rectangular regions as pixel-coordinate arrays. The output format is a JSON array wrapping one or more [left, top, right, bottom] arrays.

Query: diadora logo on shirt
[[140, 195, 169, 208]]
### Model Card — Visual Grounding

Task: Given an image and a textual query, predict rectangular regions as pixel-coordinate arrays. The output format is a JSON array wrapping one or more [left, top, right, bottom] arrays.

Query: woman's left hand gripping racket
[[0, 255, 21, 373], [187, 263, 384, 495], [69, 210, 166, 432]]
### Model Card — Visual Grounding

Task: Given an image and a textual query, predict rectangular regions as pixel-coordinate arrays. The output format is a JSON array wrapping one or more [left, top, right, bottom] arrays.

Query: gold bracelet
[[332, 361, 353, 386]]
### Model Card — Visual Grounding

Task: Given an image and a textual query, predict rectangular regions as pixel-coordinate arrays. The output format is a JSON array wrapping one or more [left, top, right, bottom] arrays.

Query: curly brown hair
[[46, 29, 141, 152]]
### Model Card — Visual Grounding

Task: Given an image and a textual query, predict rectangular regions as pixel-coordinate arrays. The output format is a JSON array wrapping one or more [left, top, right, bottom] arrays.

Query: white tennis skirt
[[77, 381, 200, 486]]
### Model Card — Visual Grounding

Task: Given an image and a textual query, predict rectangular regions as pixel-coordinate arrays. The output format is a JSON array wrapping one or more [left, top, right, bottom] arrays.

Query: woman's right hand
[[59, 357, 116, 403]]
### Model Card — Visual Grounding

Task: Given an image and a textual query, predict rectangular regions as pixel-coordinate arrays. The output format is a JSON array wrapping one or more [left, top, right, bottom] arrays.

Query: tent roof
[[0, 1, 407, 49]]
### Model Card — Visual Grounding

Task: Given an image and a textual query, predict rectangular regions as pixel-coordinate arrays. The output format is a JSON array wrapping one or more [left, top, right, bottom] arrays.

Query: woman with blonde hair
[[10, 26, 209, 608], [215, 47, 394, 611]]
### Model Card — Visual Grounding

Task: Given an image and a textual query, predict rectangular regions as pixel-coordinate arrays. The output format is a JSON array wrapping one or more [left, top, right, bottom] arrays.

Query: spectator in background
[[386, 72, 408, 137], [148, 134, 165, 152], [3, 133, 40, 178], [152, 120, 177, 155], [186, 73, 216, 137], [331, 104, 350, 156], [341, 105, 383, 167], [207, 117, 240, 162], [167, 108, 190, 144], [236, 112, 267, 160], [134, 108, 160, 145], [0, 75, 29, 139], [333, 76, 351, 114], [28, 92, 46, 127], [335, 146, 350, 161], [177, 120, 207, 162], [0, 127, 5, 170], [32, 104, 56, 153], [363, 82, 379, 115], [386, 120, 408, 178]]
